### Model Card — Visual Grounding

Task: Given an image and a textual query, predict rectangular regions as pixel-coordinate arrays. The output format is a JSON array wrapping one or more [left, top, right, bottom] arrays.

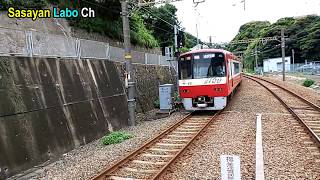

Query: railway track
[[245, 75, 320, 159], [92, 111, 221, 180]]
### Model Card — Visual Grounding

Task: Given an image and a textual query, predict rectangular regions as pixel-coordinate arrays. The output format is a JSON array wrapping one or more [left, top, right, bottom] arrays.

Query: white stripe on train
[[179, 77, 227, 86]]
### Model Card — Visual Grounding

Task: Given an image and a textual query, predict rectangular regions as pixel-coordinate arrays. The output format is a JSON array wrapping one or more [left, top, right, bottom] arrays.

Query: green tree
[[142, 4, 178, 48], [0, 0, 46, 9], [228, 15, 320, 70]]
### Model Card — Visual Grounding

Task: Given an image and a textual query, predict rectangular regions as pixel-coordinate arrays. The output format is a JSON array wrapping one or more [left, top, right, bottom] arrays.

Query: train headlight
[[182, 89, 190, 93], [214, 88, 223, 92]]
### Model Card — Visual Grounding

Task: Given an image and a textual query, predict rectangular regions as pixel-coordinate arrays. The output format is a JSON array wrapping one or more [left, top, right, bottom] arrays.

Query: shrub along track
[[245, 75, 320, 162], [92, 111, 221, 180]]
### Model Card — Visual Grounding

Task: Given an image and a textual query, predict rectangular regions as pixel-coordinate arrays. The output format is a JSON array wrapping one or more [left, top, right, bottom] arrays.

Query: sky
[[172, 0, 320, 43]]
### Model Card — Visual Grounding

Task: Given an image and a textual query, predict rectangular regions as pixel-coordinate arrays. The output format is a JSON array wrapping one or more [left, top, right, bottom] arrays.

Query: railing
[[260, 63, 320, 75], [0, 26, 176, 68]]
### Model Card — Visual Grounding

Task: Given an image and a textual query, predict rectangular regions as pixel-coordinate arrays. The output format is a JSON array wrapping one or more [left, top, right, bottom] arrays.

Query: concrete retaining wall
[[0, 57, 129, 179], [0, 56, 175, 178], [116, 63, 176, 113]]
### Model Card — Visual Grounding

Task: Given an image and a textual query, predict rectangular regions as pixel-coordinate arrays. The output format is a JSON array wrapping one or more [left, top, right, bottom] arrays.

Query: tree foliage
[[130, 13, 159, 48], [0, 0, 46, 9], [1, 0, 199, 50], [228, 15, 320, 70], [141, 4, 177, 49]]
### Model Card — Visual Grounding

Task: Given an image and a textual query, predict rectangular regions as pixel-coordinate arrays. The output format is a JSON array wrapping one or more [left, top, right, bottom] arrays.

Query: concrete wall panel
[[0, 56, 129, 179]]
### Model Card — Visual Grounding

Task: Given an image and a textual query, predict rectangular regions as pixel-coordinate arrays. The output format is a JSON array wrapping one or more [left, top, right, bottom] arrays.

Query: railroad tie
[[167, 134, 193, 138], [123, 167, 158, 174], [156, 143, 185, 147], [148, 148, 180, 152], [107, 175, 145, 180], [176, 128, 199, 131], [131, 160, 167, 166], [161, 138, 189, 142], [141, 153, 174, 158]]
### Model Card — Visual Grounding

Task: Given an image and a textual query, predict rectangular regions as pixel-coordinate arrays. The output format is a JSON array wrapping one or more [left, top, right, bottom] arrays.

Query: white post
[[145, 53, 148, 65], [26, 30, 33, 57], [105, 43, 110, 60], [256, 114, 265, 180]]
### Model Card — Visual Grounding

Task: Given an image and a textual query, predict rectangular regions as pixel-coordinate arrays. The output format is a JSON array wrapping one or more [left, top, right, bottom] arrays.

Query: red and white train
[[178, 49, 242, 111]]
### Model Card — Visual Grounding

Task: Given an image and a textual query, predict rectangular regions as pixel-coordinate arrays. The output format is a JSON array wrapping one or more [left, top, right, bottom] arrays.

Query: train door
[[229, 59, 233, 88]]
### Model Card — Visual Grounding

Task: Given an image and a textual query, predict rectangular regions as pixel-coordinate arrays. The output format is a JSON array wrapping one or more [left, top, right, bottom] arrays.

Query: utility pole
[[196, 23, 199, 45], [292, 49, 295, 72], [121, 0, 135, 126], [255, 46, 258, 73], [281, 28, 286, 81], [209, 36, 212, 47], [241, 0, 246, 10], [174, 25, 180, 91], [193, 0, 205, 45], [174, 25, 178, 54]]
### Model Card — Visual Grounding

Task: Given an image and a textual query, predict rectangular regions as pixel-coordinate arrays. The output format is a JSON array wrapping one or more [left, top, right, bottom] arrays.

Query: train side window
[[233, 62, 240, 75], [229, 61, 233, 79]]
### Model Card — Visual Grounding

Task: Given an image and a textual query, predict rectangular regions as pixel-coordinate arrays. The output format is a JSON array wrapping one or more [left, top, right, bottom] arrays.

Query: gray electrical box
[[159, 84, 174, 111]]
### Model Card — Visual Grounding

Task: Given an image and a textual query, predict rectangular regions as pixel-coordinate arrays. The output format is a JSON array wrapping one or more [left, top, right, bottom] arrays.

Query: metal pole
[[174, 25, 178, 53], [255, 46, 258, 73], [193, 1, 205, 45], [292, 49, 295, 72], [174, 25, 179, 91], [196, 23, 199, 45], [243, 0, 246, 10], [281, 29, 286, 81], [121, 0, 135, 126]]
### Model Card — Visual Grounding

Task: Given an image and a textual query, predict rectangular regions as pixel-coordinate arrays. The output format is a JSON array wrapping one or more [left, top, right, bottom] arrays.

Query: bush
[[130, 13, 159, 48], [174, 91, 181, 102], [101, 131, 133, 145], [153, 98, 160, 108], [303, 79, 315, 87], [0, 0, 46, 10]]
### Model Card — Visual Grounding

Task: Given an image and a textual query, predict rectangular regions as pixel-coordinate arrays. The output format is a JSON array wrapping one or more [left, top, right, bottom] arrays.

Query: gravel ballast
[[161, 79, 320, 179], [16, 110, 188, 180], [263, 74, 320, 106], [15, 77, 320, 179]]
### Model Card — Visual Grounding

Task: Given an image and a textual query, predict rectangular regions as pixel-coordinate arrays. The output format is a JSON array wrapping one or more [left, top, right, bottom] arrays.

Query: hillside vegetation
[[0, 0, 198, 50], [228, 15, 320, 70]]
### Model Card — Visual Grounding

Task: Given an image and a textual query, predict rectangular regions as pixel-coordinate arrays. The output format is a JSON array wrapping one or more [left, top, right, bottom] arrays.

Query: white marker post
[[256, 114, 265, 180], [220, 155, 241, 180]]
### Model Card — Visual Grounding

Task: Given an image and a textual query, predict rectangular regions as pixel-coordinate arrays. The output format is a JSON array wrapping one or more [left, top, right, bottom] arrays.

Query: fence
[[0, 26, 176, 68], [260, 63, 320, 75]]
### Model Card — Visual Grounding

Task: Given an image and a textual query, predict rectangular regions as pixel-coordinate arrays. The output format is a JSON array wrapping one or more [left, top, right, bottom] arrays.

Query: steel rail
[[245, 75, 320, 147], [91, 111, 221, 180], [245, 74, 320, 111], [91, 113, 192, 180], [151, 111, 221, 179]]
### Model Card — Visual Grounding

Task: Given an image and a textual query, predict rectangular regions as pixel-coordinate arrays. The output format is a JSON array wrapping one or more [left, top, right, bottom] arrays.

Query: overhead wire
[[81, 0, 121, 13], [78, 0, 174, 40], [139, 7, 175, 28]]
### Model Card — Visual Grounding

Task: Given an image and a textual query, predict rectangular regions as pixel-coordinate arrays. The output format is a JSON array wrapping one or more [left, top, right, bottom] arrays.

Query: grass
[[244, 68, 255, 74], [302, 79, 315, 87], [153, 98, 160, 108], [101, 131, 133, 145]]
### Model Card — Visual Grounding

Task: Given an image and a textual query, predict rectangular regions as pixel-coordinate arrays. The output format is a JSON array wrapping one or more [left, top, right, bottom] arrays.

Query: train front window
[[180, 56, 192, 79], [193, 53, 226, 78]]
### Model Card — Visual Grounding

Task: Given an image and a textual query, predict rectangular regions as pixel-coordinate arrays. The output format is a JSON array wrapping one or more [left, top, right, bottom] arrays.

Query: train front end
[[178, 49, 229, 111]]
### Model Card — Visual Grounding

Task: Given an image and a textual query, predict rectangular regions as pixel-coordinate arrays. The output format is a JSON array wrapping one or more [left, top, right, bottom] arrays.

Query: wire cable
[[139, 5, 175, 27], [81, 0, 121, 13]]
